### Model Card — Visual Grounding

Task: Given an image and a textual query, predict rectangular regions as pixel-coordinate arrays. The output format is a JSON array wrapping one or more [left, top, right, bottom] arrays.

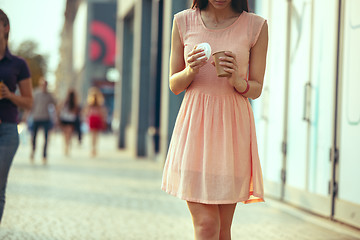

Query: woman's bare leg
[[62, 126, 68, 156], [187, 201, 220, 240], [91, 130, 98, 156], [219, 203, 237, 240], [63, 125, 73, 156]]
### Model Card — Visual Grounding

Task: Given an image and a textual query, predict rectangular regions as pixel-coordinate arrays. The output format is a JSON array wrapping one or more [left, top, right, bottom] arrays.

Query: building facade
[[56, 0, 117, 128], [114, 0, 194, 158]]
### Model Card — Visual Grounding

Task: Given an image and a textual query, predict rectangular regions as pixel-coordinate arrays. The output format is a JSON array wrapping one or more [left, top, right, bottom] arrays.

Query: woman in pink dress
[[161, 0, 268, 239], [84, 87, 107, 157]]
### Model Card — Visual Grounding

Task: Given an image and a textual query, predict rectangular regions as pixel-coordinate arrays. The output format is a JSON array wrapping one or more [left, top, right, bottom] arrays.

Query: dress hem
[[161, 187, 265, 205]]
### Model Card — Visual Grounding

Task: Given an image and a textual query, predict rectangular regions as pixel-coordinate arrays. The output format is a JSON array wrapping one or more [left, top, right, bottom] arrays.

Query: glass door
[[284, 0, 337, 216]]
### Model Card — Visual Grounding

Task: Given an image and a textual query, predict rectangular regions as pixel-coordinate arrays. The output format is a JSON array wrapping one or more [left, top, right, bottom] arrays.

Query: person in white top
[[59, 89, 79, 156], [30, 78, 56, 164]]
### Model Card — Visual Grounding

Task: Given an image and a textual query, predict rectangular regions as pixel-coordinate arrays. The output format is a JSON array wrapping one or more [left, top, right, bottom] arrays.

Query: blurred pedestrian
[[74, 105, 83, 145], [30, 78, 56, 165], [84, 87, 107, 157], [59, 89, 79, 156], [161, 0, 268, 239], [0, 9, 33, 224]]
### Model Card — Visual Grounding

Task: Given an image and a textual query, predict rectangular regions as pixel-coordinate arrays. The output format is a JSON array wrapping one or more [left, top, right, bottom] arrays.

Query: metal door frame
[[333, 0, 360, 229]]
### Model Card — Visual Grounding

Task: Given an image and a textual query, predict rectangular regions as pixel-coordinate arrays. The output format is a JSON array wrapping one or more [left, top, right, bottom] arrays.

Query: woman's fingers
[[189, 47, 204, 57], [224, 51, 236, 59], [220, 52, 237, 63], [220, 61, 236, 68], [188, 48, 205, 60], [187, 52, 205, 63], [219, 56, 236, 64], [219, 52, 237, 71], [189, 59, 206, 70], [1, 84, 11, 98], [223, 67, 236, 73], [220, 60, 237, 70], [187, 48, 207, 71]]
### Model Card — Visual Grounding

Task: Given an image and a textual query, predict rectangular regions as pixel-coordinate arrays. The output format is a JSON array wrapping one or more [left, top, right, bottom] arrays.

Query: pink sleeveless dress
[[161, 9, 266, 204]]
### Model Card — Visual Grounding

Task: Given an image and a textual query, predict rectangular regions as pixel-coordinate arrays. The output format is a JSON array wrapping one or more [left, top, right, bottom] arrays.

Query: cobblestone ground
[[0, 131, 359, 240]]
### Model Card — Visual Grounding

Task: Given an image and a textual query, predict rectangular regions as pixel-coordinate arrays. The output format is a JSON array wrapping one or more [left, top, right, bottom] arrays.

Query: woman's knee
[[194, 214, 220, 238], [187, 202, 221, 238], [193, 211, 220, 239]]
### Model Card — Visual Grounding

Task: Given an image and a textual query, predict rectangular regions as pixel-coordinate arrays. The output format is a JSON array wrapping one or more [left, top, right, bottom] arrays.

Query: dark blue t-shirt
[[0, 47, 31, 123]]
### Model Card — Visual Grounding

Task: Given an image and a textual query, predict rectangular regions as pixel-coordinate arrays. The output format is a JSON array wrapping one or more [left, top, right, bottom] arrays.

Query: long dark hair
[[0, 9, 10, 41], [191, 0, 249, 13], [66, 90, 77, 111]]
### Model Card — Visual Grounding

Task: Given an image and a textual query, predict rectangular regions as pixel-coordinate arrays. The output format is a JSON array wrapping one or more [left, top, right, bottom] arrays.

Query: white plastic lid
[[196, 43, 212, 61]]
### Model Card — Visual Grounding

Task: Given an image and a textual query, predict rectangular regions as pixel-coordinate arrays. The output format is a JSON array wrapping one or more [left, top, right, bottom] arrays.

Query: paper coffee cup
[[212, 51, 232, 77]]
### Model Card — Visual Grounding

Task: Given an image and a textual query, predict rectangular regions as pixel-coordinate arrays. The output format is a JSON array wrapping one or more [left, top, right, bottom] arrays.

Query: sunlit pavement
[[0, 130, 359, 240]]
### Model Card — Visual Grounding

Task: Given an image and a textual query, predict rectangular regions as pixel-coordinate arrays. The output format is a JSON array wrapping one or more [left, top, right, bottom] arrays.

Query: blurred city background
[[0, 0, 360, 239]]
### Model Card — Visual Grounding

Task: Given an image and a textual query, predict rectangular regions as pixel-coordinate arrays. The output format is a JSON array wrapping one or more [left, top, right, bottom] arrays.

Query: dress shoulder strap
[[174, 9, 196, 45], [246, 12, 267, 48]]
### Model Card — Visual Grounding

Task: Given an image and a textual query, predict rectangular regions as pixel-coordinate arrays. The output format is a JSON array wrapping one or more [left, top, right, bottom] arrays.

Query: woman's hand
[[218, 51, 248, 93], [186, 46, 207, 75], [218, 51, 240, 86], [0, 82, 14, 99]]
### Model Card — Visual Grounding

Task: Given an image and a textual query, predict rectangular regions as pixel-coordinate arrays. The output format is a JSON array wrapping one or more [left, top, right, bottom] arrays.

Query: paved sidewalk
[[0, 131, 359, 240]]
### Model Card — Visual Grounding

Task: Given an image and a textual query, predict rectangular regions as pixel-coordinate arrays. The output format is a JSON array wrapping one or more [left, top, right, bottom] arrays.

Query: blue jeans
[[0, 123, 19, 222], [32, 120, 51, 158]]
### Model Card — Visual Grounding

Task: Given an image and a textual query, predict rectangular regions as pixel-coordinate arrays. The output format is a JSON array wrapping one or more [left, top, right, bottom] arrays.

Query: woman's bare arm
[[240, 21, 269, 99], [169, 18, 206, 95], [1, 78, 33, 109]]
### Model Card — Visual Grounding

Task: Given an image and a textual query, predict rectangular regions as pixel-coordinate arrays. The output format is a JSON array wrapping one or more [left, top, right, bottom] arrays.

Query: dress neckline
[[197, 8, 244, 32]]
